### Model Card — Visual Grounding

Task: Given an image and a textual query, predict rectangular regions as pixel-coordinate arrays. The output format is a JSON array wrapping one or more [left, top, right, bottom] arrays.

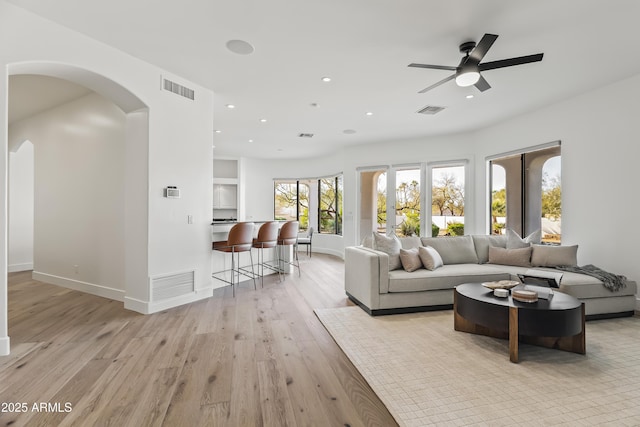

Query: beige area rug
[[315, 307, 640, 426]]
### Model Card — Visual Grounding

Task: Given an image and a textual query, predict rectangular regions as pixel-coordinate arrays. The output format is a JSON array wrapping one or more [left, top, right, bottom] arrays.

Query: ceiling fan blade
[[474, 75, 491, 92], [468, 33, 498, 64], [408, 63, 458, 71], [418, 74, 456, 93], [479, 53, 544, 71]]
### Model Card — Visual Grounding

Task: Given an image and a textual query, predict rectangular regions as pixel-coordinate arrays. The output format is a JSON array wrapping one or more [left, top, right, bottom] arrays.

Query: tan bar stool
[[277, 220, 300, 279], [249, 221, 279, 287], [212, 222, 256, 296]]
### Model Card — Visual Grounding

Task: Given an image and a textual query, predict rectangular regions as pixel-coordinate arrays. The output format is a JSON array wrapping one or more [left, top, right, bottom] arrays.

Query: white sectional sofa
[[344, 234, 637, 319]]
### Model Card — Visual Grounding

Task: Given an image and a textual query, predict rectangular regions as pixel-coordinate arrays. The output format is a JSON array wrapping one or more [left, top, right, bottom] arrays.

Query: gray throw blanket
[[554, 264, 627, 292]]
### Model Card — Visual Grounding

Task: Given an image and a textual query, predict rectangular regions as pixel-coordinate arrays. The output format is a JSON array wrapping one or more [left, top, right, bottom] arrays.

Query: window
[[319, 175, 342, 235], [376, 172, 387, 233], [395, 168, 420, 236], [274, 174, 342, 235], [488, 143, 561, 242], [274, 181, 298, 222], [431, 165, 465, 236]]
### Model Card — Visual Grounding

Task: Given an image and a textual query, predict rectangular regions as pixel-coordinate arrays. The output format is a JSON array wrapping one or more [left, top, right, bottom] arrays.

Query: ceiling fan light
[[455, 71, 480, 87]]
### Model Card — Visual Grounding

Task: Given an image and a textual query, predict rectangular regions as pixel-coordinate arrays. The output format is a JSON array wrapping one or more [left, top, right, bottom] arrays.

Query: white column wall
[[8, 141, 34, 272], [0, 2, 214, 354]]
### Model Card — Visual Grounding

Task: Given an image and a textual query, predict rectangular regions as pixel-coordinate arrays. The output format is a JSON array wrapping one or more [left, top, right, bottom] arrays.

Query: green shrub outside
[[447, 222, 464, 236]]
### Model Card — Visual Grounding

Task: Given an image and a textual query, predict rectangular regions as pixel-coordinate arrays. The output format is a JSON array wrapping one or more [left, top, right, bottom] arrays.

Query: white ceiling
[[7, 0, 640, 159]]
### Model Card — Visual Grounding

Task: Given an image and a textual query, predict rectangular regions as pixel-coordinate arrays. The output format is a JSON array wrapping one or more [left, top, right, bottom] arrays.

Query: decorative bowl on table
[[481, 280, 520, 290]]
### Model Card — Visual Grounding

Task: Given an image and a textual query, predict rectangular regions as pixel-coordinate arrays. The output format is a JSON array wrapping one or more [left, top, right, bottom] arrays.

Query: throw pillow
[[506, 228, 541, 249], [361, 234, 374, 249], [373, 232, 402, 271], [399, 248, 423, 272], [531, 244, 578, 267], [488, 246, 532, 267], [418, 246, 444, 271]]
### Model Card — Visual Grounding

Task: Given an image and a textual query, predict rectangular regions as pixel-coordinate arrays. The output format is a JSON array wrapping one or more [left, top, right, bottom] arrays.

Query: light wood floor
[[0, 254, 397, 427]]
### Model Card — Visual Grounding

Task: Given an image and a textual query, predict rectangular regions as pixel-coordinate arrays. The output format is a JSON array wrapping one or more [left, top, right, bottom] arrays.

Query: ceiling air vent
[[162, 77, 195, 100], [417, 105, 445, 115], [298, 133, 314, 138]]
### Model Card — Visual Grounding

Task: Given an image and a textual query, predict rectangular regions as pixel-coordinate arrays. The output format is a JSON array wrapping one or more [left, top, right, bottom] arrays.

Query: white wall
[[473, 73, 640, 285], [241, 75, 640, 293], [0, 2, 214, 355], [8, 140, 34, 272], [9, 93, 127, 297]]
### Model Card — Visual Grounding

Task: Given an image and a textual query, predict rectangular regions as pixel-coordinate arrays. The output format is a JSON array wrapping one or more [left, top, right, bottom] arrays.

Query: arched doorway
[[2, 62, 150, 356]]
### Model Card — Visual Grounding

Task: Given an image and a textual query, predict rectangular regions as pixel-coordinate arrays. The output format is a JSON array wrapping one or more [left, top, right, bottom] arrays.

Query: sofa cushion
[[373, 233, 402, 270], [388, 264, 510, 293], [400, 236, 422, 250], [418, 246, 443, 270], [420, 235, 479, 264], [472, 234, 508, 263], [506, 228, 541, 249], [531, 244, 578, 267], [399, 248, 423, 272], [488, 246, 532, 267]]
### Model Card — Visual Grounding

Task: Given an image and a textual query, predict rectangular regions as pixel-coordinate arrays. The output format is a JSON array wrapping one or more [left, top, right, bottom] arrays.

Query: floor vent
[[151, 270, 195, 301], [417, 105, 445, 115], [298, 133, 314, 138], [162, 78, 195, 100]]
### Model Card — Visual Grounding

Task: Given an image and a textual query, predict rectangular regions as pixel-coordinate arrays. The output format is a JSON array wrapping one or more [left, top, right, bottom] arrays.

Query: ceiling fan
[[408, 33, 543, 93]]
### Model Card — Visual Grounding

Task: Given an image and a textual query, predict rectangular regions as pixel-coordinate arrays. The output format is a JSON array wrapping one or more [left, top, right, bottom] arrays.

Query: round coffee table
[[454, 283, 585, 363]]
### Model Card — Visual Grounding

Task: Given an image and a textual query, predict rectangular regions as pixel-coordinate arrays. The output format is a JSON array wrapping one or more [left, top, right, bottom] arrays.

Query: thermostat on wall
[[164, 186, 180, 198]]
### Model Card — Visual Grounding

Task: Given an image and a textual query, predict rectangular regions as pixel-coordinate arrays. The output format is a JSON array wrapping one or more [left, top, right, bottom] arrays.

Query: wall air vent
[[417, 105, 445, 115], [162, 77, 195, 100], [151, 270, 195, 301], [298, 133, 314, 138]]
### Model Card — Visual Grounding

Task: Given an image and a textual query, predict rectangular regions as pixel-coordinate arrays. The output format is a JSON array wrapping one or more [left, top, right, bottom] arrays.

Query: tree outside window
[[395, 169, 420, 237], [431, 166, 465, 236], [319, 176, 342, 235]]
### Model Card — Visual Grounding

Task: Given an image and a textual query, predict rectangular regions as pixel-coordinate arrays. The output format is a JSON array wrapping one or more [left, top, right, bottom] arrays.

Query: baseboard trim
[[0, 336, 10, 356], [8, 262, 33, 273], [124, 288, 213, 315], [32, 271, 125, 302], [309, 248, 344, 260]]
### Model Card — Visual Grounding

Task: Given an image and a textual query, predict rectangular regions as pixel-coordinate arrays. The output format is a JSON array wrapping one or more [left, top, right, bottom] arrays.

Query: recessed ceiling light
[[225, 104, 235, 109], [248, 139, 254, 143], [226, 39, 255, 55], [214, 129, 222, 133], [259, 119, 267, 123], [466, 95, 474, 99], [343, 129, 357, 134], [310, 103, 320, 108], [321, 77, 332, 82], [365, 112, 373, 116]]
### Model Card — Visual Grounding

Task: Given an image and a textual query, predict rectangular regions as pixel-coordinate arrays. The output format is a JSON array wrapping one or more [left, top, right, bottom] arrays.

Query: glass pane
[[491, 164, 506, 235], [274, 181, 298, 221], [542, 156, 561, 243], [319, 178, 336, 233], [376, 172, 387, 234], [431, 166, 465, 236], [395, 169, 420, 237], [298, 182, 310, 231], [336, 175, 343, 235]]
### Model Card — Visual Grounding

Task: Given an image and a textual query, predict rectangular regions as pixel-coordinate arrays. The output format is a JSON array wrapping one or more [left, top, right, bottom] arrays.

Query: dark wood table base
[[454, 285, 585, 363]]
